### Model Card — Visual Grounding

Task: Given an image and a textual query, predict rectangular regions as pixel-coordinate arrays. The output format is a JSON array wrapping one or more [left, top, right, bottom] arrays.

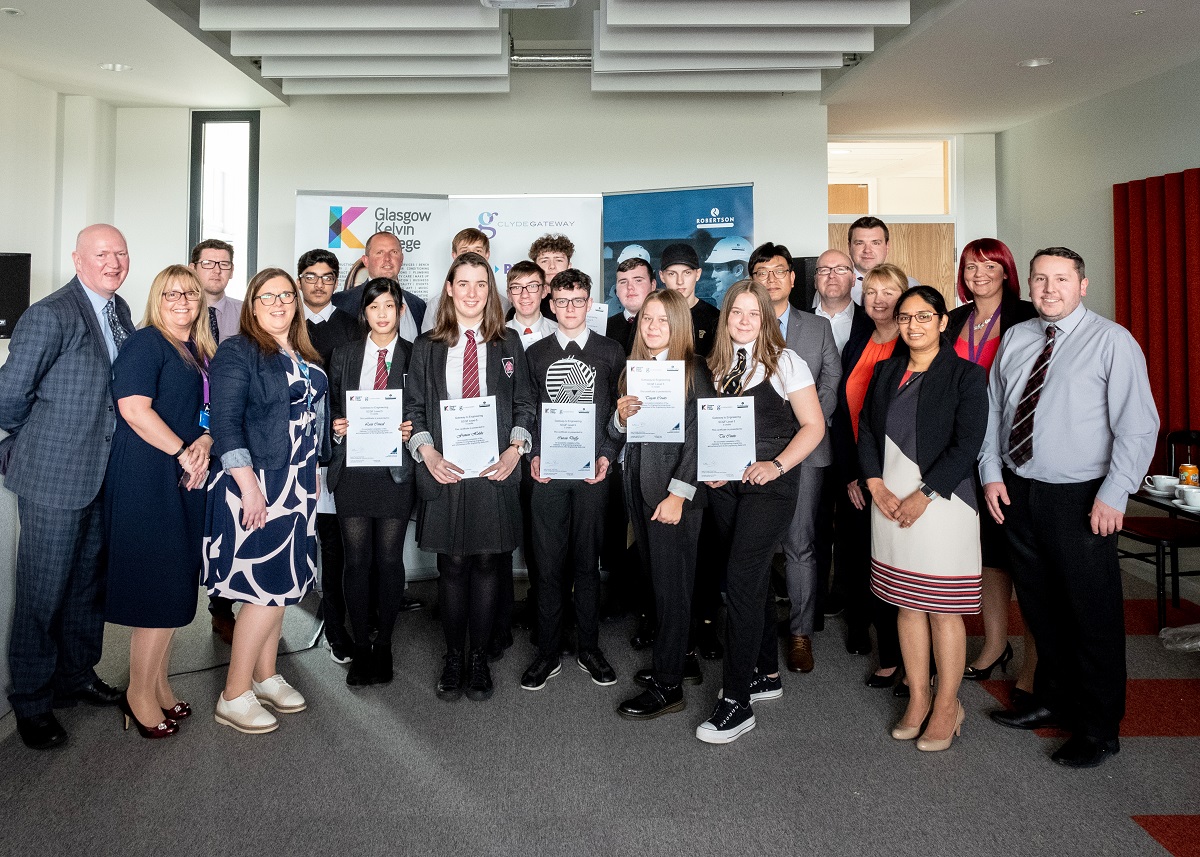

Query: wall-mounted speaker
[[0, 254, 32, 340]]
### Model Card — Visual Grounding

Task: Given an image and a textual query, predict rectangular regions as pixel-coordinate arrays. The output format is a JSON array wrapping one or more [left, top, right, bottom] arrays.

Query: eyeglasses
[[897, 311, 938, 324], [197, 260, 233, 271], [752, 267, 790, 282], [162, 290, 201, 303], [299, 272, 337, 285], [255, 291, 298, 306], [551, 296, 589, 309], [815, 266, 853, 277], [508, 283, 544, 294]]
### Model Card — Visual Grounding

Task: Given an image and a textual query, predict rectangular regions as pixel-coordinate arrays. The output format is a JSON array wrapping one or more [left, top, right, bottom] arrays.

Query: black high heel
[[118, 693, 179, 739], [963, 641, 1013, 681]]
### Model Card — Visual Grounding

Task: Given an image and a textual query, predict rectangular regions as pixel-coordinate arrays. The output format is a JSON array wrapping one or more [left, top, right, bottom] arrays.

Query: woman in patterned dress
[[204, 268, 330, 734]]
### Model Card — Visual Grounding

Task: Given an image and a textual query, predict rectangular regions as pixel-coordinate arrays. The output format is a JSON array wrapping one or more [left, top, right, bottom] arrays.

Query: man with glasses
[[813, 250, 869, 356], [748, 242, 841, 675], [190, 239, 241, 344]]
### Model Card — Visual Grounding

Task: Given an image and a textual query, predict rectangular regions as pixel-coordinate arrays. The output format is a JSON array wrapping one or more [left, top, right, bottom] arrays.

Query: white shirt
[[507, 315, 558, 350], [445, 324, 488, 400], [358, 334, 399, 390], [397, 298, 419, 343], [304, 303, 337, 324], [554, 327, 590, 351], [733, 346, 814, 399], [814, 300, 856, 354]]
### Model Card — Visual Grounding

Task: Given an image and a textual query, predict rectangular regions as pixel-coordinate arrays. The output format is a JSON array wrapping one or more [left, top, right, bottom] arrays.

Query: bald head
[[72, 224, 129, 300], [814, 249, 854, 312]]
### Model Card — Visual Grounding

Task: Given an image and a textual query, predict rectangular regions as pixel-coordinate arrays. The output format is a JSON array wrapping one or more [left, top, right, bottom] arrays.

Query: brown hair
[[452, 227, 490, 255], [189, 238, 234, 265], [239, 268, 321, 363], [506, 260, 544, 286], [428, 252, 507, 345], [707, 279, 785, 391], [619, 288, 696, 397], [529, 233, 575, 261], [141, 265, 215, 370]]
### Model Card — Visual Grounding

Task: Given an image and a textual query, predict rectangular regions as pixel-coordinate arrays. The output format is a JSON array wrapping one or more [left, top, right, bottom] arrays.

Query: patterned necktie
[[462, 329, 480, 398], [104, 300, 128, 353], [721, 348, 748, 396], [374, 348, 388, 390], [208, 306, 220, 344], [1007, 324, 1057, 467]]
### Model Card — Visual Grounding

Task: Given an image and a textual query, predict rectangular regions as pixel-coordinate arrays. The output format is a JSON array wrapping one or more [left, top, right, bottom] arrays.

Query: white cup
[[1146, 474, 1180, 491], [1180, 486, 1200, 508]]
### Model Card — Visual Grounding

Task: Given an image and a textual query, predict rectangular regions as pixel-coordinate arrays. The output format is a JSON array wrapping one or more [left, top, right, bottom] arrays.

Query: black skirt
[[415, 477, 521, 556]]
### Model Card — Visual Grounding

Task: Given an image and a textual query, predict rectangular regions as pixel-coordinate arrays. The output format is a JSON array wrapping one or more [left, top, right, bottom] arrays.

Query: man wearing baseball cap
[[704, 236, 752, 309], [659, 243, 719, 359]]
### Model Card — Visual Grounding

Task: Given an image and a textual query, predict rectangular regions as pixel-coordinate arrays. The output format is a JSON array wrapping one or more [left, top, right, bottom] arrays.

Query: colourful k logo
[[329, 206, 367, 249]]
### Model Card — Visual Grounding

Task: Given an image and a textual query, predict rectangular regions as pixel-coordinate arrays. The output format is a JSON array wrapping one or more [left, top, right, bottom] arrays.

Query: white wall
[[957, 133, 997, 250], [997, 56, 1200, 320]]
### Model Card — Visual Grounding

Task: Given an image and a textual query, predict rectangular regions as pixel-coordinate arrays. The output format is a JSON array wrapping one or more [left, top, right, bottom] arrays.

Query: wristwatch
[[919, 483, 939, 500]]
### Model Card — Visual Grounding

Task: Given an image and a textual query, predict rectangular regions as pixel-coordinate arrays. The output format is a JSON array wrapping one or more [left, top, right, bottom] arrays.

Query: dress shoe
[[964, 642, 1014, 681], [16, 712, 68, 750], [118, 693, 178, 740], [990, 705, 1058, 730], [577, 649, 617, 686], [486, 628, 513, 662], [1051, 735, 1120, 768], [617, 681, 684, 720], [372, 644, 394, 684], [215, 690, 278, 734], [629, 615, 656, 650], [161, 701, 192, 720], [890, 704, 931, 740], [787, 635, 814, 673], [465, 649, 494, 702], [211, 613, 235, 645], [56, 678, 123, 708], [346, 647, 378, 686], [437, 650, 465, 701], [251, 674, 306, 713], [845, 628, 872, 656], [397, 594, 424, 613], [697, 621, 723, 659], [520, 653, 561, 691], [866, 668, 898, 689], [917, 702, 965, 752]]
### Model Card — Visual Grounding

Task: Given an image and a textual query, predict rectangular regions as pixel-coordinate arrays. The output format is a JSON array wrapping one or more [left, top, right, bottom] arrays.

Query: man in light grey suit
[[0, 224, 133, 749], [748, 242, 841, 674]]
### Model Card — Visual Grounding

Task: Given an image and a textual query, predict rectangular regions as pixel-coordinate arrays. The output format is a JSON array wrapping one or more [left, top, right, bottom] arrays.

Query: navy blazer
[[209, 335, 331, 472], [325, 336, 414, 491], [856, 344, 989, 498], [0, 277, 133, 509]]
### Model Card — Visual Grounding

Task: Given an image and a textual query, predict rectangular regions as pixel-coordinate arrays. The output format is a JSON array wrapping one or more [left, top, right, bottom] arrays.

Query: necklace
[[972, 305, 999, 330]]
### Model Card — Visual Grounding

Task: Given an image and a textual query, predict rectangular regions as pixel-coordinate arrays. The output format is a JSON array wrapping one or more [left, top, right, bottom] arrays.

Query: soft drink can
[[1180, 464, 1199, 487]]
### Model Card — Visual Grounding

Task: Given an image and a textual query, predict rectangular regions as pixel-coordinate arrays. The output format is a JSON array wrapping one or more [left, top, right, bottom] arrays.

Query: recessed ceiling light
[[0, 7, 24, 15], [99, 62, 133, 72], [1018, 57, 1054, 68], [1132, 9, 1147, 14]]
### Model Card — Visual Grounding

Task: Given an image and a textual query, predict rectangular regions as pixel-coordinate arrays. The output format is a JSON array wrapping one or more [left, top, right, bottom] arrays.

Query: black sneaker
[[465, 649, 494, 702], [696, 698, 755, 744], [577, 649, 617, 686], [436, 650, 464, 701], [520, 654, 562, 690], [748, 672, 783, 702]]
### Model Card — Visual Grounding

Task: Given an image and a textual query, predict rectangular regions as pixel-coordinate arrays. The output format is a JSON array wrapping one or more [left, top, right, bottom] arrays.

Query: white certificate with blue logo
[[347, 390, 404, 467], [441, 395, 499, 478], [697, 397, 756, 481], [626, 360, 684, 443], [539, 403, 596, 480]]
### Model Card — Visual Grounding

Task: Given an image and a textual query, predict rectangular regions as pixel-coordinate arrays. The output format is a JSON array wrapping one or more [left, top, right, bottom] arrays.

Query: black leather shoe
[[436, 650, 465, 701], [520, 654, 562, 691], [17, 712, 68, 750], [577, 649, 617, 686], [617, 681, 684, 720], [683, 652, 703, 685], [465, 649, 494, 702], [865, 669, 898, 689], [845, 628, 872, 656], [59, 678, 123, 707], [629, 615, 655, 650], [1010, 687, 1035, 711], [697, 621, 723, 660], [990, 706, 1059, 730], [1051, 735, 1120, 768]]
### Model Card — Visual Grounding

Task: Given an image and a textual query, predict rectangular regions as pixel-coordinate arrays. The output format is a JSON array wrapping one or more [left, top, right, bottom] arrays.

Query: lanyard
[[966, 306, 1001, 364]]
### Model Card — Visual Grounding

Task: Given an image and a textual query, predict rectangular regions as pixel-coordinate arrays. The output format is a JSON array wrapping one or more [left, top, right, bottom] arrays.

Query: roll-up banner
[[601, 184, 754, 314], [295, 191, 451, 303]]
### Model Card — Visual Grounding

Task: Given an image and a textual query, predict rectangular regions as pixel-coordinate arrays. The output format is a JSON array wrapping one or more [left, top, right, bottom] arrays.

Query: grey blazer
[[787, 308, 842, 468], [0, 278, 133, 510]]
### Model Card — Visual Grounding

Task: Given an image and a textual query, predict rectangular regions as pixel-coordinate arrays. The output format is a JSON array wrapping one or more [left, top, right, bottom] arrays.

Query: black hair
[[1030, 246, 1085, 279], [748, 242, 794, 275], [895, 284, 948, 318], [848, 216, 890, 243], [549, 268, 591, 293], [297, 248, 339, 278], [357, 278, 404, 331]]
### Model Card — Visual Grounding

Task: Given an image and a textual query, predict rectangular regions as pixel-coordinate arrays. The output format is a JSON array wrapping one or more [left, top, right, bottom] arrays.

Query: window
[[189, 111, 260, 298]]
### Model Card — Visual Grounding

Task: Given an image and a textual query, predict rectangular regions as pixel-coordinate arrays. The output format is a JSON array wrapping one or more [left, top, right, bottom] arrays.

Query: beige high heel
[[890, 705, 932, 740], [916, 701, 964, 752]]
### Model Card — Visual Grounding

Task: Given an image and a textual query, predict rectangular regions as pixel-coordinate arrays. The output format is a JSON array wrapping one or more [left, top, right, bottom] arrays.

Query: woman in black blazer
[[857, 286, 988, 752], [944, 238, 1040, 702], [327, 279, 415, 687], [609, 289, 713, 721], [406, 252, 537, 703]]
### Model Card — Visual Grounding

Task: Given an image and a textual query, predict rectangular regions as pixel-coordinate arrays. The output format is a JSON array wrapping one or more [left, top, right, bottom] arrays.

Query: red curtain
[[1113, 168, 1200, 470]]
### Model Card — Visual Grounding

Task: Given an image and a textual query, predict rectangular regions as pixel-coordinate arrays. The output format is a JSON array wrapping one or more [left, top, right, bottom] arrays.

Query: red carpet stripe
[[980, 679, 1200, 737], [1132, 815, 1200, 857]]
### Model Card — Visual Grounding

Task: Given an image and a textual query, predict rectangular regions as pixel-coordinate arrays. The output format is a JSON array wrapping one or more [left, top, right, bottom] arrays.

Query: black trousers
[[1002, 471, 1126, 740], [835, 489, 901, 669], [339, 496, 413, 650], [531, 478, 608, 655], [709, 476, 798, 706], [628, 477, 702, 687], [316, 513, 350, 652], [602, 461, 645, 614], [691, 508, 724, 635]]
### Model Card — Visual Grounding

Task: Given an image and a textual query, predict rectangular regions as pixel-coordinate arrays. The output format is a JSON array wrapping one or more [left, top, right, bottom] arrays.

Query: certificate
[[441, 395, 500, 478], [539, 403, 596, 480], [346, 390, 404, 467], [585, 304, 609, 336], [697, 397, 756, 481], [626, 359, 685, 443]]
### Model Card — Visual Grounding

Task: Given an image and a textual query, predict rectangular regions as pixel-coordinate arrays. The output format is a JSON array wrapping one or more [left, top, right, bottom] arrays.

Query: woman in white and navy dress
[[406, 252, 536, 703], [695, 280, 826, 744], [327, 278, 414, 688], [858, 285, 988, 752], [204, 268, 330, 735]]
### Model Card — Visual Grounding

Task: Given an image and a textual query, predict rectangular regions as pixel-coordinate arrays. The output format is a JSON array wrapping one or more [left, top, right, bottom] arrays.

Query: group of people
[[0, 215, 1157, 768]]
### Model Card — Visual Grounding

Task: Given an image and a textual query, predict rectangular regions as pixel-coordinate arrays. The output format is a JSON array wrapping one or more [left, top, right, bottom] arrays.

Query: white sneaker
[[251, 674, 307, 713], [214, 690, 278, 734]]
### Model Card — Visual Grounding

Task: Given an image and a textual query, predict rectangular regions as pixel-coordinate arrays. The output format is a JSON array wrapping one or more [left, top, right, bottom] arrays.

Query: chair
[[1120, 430, 1200, 629]]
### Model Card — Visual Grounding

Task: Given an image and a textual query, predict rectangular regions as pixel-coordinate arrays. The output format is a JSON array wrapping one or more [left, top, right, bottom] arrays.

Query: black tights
[[340, 515, 408, 649], [438, 553, 501, 653]]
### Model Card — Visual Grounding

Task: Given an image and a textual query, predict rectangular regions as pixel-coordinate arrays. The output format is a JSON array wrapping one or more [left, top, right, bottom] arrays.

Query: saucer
[[1171, 498, 1200, 512], [1143, 485, 1178, 497]]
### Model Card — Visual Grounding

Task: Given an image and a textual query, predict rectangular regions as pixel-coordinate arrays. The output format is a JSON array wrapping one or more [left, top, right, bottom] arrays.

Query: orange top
[[847, 336, 898, 440]]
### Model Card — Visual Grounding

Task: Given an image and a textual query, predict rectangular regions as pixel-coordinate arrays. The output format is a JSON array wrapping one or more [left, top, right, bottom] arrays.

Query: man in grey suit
[[748, 242, 841, 674], [0, 224, 133, 749]]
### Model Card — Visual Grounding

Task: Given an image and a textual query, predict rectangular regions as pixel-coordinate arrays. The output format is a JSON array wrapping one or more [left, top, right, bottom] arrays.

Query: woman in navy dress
[[204, 268, 330, 734], [105, 265, 215, 738]]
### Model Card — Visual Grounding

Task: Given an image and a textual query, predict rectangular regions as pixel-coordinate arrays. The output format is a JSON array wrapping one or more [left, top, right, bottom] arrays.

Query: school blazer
[[325, 337, 414, 491], [856, 344, 989, 499], [405, 327, 537, 500], [944, 294, 1038, 348], [209, 334, 332, 472]]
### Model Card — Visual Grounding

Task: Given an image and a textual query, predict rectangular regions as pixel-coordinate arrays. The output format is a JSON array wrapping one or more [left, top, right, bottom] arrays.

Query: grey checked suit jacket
[[786, 309, 841, 469], [0, 277, 133, 510]]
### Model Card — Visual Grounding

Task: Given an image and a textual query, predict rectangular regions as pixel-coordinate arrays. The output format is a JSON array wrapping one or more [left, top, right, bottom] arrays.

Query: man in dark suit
[[332, 231, 427, 340], [749, 242, 841, 674], [0, 224, 133, 749]]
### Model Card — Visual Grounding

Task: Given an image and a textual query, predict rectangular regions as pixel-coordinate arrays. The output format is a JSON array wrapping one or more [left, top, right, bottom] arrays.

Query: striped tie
[[721, 348, 748, 396], [462, 329, 480, 398], [1007, 324, 1057, 467], [373, 348, 388, 390]]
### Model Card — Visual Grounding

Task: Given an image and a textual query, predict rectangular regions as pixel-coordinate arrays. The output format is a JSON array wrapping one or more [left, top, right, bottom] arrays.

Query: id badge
[[199, 404, 211, 430]]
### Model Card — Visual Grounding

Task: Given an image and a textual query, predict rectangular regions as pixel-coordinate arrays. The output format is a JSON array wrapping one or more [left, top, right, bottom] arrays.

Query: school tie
[[208, 306, 221, 344], [373, 348, 388, 390], [524, 327, 533, 335], [1007, 324, 1057, 467], [721, 348, 748, 396], [462, 329, 480, 398], [104, 300, 128, 353]]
